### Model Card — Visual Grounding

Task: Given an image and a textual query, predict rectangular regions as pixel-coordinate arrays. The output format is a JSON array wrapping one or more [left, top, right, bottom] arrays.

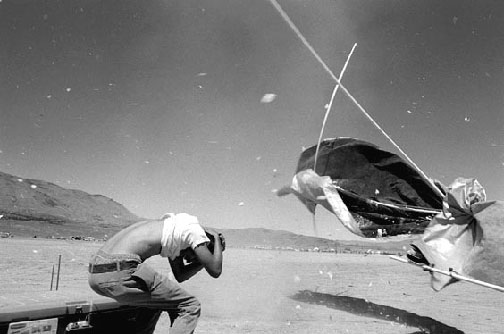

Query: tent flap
[[414, 178, 504, 290]]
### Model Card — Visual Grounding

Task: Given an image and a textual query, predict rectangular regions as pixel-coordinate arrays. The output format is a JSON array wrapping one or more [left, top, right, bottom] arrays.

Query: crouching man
[[88, 213, 225, 334]]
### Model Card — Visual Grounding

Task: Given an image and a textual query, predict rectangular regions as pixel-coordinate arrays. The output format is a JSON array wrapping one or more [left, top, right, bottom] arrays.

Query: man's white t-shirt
[[160, 213, 210, 260]]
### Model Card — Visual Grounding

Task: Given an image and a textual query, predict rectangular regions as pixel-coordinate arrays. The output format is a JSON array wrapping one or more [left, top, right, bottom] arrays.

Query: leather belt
[[89, 260, 139, 274]]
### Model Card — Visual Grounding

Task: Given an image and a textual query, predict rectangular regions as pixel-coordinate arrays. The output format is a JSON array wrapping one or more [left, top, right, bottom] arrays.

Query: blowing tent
[[278, 137, 504, 291]]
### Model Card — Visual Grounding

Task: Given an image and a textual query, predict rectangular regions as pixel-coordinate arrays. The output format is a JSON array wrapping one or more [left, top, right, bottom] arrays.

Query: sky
[[1, 0, 503, 240]]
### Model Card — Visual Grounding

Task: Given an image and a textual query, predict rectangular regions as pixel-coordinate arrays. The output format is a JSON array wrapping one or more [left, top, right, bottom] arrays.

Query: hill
[[0, 171, 140, 239]]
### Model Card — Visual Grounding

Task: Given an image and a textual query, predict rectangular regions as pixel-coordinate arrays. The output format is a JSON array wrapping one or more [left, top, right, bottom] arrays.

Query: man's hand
[[218, 232, 226, 251], [205, 228, 226, 252]]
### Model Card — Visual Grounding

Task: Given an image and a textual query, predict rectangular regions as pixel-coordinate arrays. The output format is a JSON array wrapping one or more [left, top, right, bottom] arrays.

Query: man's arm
[[169, 230, 224, 282], [194, 229, 223, 278]]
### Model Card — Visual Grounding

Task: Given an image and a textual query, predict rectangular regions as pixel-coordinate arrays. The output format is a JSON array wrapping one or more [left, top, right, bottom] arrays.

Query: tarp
[[278, 138, 444, 237], [412, 178, 504, 291]]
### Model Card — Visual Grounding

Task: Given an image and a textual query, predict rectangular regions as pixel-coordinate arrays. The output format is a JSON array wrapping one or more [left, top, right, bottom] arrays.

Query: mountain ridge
[[0, 170, 140, 238]]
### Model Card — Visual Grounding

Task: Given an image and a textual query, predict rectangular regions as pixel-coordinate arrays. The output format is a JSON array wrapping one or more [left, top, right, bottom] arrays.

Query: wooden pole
[[55, 254, 62, 290], [50, 264, 54, 291], [313, 42, 357, 171]]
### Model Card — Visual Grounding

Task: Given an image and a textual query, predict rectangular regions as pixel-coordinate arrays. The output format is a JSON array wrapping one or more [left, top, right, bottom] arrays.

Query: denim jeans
[[88, 251, 201, 334]]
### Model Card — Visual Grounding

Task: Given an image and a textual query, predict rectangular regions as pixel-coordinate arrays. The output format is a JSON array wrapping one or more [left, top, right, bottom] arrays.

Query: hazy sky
[[1, 0, 503, 239]]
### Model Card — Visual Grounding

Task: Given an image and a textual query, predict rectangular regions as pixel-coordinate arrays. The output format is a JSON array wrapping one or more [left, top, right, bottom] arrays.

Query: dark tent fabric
[[279, 137, 444, 237], [297, 138, 444, 209]]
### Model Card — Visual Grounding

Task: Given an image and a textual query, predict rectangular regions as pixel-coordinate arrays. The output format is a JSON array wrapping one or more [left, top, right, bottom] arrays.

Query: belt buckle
[[121, 261, 138, 271]]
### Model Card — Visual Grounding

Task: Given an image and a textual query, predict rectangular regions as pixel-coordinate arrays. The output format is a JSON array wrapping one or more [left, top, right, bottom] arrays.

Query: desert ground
[[0, 238, 502, 334]]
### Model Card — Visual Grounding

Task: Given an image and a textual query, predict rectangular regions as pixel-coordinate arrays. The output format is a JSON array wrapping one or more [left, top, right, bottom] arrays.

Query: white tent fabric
[[277, 169, 364, 237]]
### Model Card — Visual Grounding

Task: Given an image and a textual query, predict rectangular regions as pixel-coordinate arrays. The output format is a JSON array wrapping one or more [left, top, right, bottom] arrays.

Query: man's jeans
[[88, 251, 200, 334]]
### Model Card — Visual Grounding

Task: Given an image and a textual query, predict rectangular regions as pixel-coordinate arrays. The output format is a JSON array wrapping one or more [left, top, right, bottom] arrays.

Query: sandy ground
[[0, 238, 502, 333]]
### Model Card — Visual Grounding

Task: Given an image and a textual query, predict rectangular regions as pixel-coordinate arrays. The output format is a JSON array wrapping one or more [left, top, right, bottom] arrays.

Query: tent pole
[[390, 255, 504, 293]]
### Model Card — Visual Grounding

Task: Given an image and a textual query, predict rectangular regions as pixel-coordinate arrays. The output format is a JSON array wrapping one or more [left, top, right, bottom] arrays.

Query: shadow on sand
[[291, 290, 464, 334]]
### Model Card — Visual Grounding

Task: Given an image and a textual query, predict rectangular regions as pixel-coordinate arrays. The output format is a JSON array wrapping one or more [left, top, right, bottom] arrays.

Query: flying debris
[[277, 138, 444, 238], [260, 93, 277, 103], [272, 168, 280, 178]]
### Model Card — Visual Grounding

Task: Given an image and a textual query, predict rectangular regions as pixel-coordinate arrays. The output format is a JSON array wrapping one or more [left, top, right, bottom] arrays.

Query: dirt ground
[[0, 238, 502, 333]]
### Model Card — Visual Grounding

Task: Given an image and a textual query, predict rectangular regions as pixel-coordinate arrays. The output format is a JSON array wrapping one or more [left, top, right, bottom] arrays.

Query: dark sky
[[1, 0, 503, 239]]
